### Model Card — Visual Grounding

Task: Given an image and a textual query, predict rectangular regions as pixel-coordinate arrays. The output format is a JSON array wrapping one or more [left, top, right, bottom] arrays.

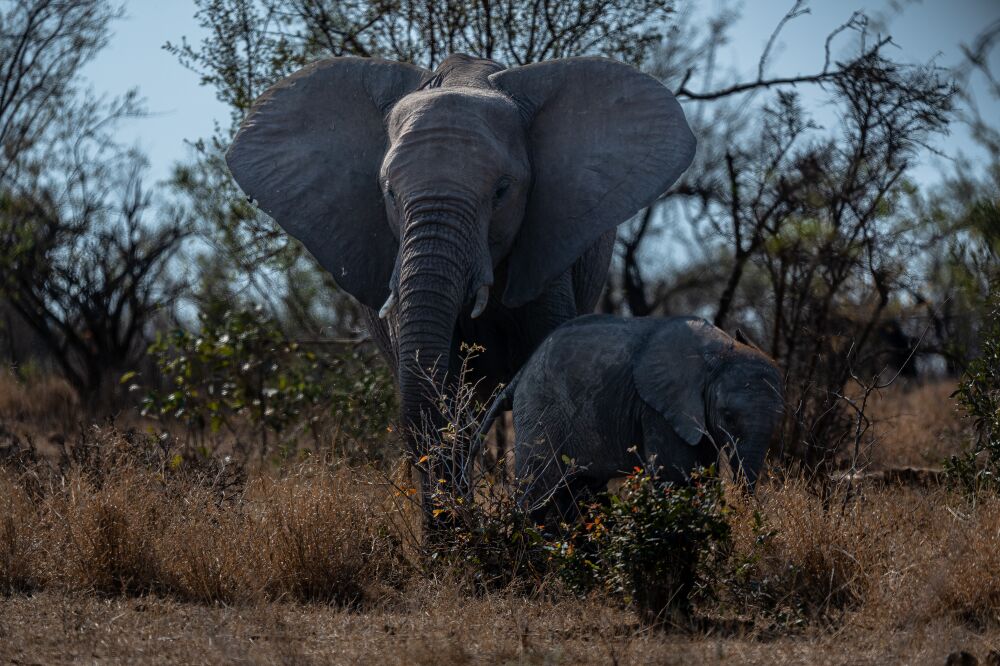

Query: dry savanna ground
[[2, 374, 1000, 665]]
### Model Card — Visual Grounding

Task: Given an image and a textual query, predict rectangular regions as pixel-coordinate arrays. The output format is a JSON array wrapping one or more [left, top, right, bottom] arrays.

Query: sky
[[82, 1, 1000, 188]]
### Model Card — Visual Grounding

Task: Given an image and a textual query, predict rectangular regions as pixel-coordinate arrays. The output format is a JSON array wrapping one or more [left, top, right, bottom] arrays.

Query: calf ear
[[632, 321, 710, 447]]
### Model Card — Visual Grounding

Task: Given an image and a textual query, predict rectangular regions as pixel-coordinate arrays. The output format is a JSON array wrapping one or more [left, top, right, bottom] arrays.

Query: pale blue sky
[[83, 1, 1000, 188]]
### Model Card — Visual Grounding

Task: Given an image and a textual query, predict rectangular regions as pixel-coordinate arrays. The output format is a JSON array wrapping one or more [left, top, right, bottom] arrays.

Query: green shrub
[[549, 467, 731, 623], [945, 290, 1000, 493], [397, 351, 732, 608], [138, 305, 395, 460]]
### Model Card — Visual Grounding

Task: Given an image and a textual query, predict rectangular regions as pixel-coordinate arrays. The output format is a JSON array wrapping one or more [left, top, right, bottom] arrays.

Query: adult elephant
[[226, 53, 695, 455]]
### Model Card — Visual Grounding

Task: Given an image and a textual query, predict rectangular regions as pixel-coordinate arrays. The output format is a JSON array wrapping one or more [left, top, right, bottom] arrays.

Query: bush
[[945, 291, 1000, 493], [404, 355, 733, 608], [390, 346, 550, 590], [550, 468, 731, 624], [420, 475, 550, 592], [140, 305, 396, 461]]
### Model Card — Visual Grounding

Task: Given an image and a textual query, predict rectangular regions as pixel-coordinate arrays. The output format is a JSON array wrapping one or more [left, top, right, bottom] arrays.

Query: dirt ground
[[2, 591, 998, 665]]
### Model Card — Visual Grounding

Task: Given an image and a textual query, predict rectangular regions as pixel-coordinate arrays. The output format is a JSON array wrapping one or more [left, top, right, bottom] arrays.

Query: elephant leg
[[541, 475, 606, 527], [512, 400, 583, 526], [514, 438, 607, 528], [640, 406, 718, 484], [509, 271, 578, 371], [571, 228, 616, 314]]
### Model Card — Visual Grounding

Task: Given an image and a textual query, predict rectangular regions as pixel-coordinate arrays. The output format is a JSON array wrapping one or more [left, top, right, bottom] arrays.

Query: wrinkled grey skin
[[225, 54, 695, 453], [479, 315, 785, 523]]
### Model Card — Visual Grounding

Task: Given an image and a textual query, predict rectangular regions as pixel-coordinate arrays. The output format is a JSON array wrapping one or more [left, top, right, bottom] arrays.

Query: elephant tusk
[[471, 285, 490, 319], [378, 291, 397, 319]]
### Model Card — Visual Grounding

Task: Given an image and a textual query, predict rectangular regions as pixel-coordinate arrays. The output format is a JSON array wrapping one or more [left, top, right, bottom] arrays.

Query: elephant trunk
[[395, 203, 481, 458], [729, 426, 772, 491]]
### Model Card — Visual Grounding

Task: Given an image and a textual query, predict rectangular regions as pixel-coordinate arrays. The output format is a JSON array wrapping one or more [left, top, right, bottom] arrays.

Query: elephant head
[[226, 54, 695, 444], [634, 319, 784, 489]]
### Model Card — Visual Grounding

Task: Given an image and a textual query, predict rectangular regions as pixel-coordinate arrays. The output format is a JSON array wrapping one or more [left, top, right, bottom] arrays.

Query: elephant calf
[[479, 315, 784, 522]]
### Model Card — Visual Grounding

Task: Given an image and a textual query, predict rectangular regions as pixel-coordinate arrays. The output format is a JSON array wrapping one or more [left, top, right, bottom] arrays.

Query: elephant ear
[[226, 57, 428, 309], [632, 319, 716, 447], [490, 58, 695, 308]]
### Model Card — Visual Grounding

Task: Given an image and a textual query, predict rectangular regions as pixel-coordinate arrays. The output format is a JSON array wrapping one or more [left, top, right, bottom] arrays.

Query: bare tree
[[604, 6, 932, 320], [597, 5, 955, 479], [0, 149, 189, 408], [0, 0, 187, 408], [168, 0, 677, 119], [0, 0, 124, 186], [749, 59, 951, 472]]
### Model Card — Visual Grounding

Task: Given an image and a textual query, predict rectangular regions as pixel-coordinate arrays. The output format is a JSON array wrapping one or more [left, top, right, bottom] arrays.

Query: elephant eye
[[493, 178, 512, 208], [385, 185, 397, 207]]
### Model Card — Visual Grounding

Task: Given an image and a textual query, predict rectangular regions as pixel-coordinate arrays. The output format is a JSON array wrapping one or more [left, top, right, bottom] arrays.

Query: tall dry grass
[[868, 379, 966, 469], [724, 478, 1000, 630], [0, 370, 78, 428], [0, 428, 413, 604], [0, 472, 39, 593], [5, 425, 1000, 636]]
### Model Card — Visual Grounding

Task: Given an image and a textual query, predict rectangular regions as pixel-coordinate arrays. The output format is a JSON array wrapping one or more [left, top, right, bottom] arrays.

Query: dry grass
[[723, 478, 1000, 635], [0, 369, 79, 428], [1, 587, 999, 664], [4, 379, 1000, 663], [868, 379, 967, 469], [0, 472, 38, 593], [0, 429, 412, 605]]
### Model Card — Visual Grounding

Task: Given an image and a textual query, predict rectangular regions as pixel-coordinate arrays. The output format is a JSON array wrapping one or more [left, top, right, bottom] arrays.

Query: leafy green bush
[[945, 290, 1000, 493], [138, 305, 395, 460], [549, 467, 731, 623]]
